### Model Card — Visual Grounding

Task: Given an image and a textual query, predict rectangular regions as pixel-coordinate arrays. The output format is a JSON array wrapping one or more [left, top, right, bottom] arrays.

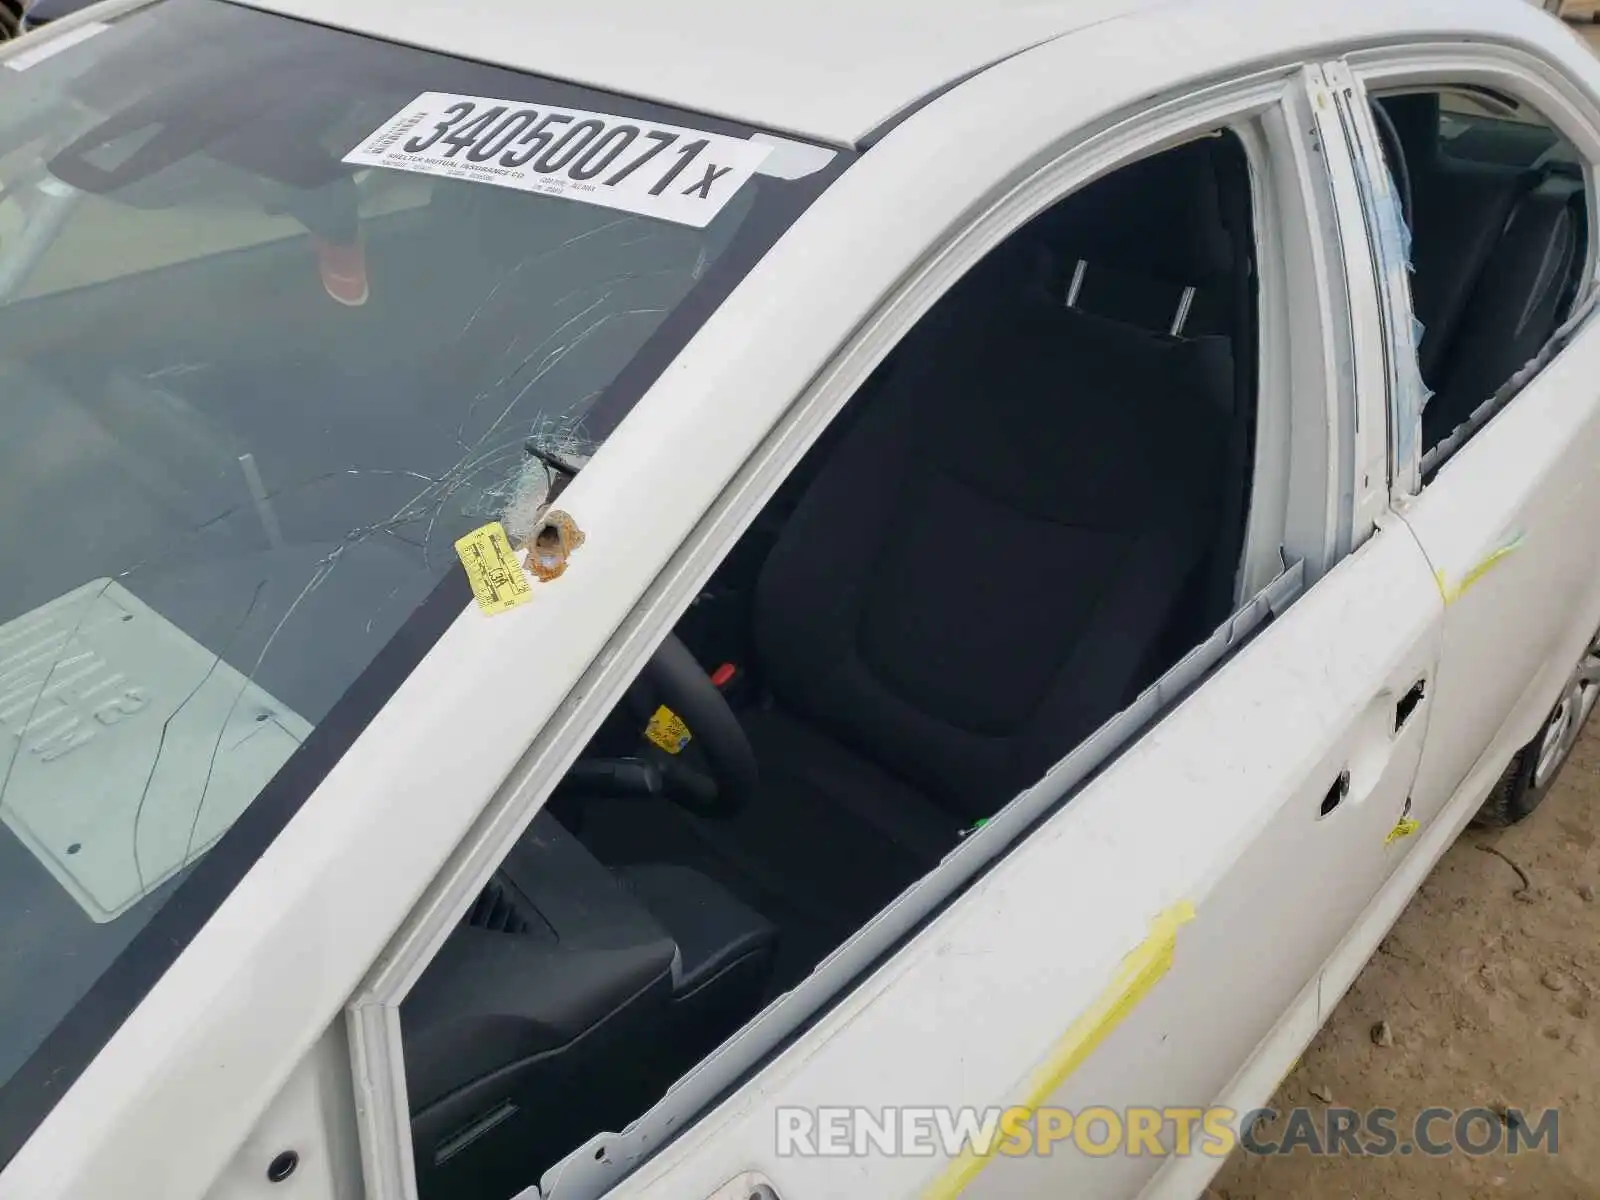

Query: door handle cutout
[[1319, 769, 1351, 818], [1395, 678, 1426, 732]]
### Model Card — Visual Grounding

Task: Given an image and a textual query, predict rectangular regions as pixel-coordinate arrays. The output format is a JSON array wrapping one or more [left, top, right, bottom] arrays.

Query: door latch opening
[[1319, 769, 1352, 817], [1395, 678, 1427, 732]]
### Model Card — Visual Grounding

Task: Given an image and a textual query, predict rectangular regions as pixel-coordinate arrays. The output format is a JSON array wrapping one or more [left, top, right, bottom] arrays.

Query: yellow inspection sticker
[[645, 705, 692, 754], [454, 521, 532, 615]]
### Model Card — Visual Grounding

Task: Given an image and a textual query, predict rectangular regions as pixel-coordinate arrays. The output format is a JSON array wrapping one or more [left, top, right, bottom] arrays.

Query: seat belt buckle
[[709, 661, 751, 707]]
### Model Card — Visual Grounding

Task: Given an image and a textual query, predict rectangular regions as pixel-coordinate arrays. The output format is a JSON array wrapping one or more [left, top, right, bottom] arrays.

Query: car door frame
[[333, 47, 1354, 1200], [0, 27, 1327, 1200], [1338, 38, 1600, 835], [556, 61, 1446, 1200]]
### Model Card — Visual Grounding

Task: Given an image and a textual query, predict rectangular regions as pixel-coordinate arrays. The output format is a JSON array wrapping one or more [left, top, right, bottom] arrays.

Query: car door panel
[[1331, 47, 1600, 826], [600, 523, 1441, 1200], [959, 526, 1440, 1200], [593, 60, 1446, 1200], [1401, 326, 1600, 823]]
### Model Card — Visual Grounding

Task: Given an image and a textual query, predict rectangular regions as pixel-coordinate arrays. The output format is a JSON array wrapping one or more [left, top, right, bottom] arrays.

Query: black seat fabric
[[752, 300, 1232, 822], [1423, 177, 1584, 450], [1379, 93, 1586, 455], [617, 863, 776, 996], [1034, 138, 1239, 336], [583, 138, 1248, 993], [1380, 94, 1544, 389]]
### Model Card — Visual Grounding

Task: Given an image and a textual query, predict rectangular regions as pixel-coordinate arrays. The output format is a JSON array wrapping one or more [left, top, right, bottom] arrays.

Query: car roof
[[230, 0, 1175, 145]]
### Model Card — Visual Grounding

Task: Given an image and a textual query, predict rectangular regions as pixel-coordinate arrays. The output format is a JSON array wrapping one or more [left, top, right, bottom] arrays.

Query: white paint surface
[[226, 0, 1156, 144]]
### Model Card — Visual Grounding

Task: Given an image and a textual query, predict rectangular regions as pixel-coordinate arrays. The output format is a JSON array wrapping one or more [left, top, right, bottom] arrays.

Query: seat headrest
[[1030, 137, 1236, 288]]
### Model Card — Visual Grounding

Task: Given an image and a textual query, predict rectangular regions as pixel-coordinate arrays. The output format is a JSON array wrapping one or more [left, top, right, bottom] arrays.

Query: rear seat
[[1423, 175, 1585, 451], [1379, 93, 1588, 457], [1381, 94, 1543, 392]]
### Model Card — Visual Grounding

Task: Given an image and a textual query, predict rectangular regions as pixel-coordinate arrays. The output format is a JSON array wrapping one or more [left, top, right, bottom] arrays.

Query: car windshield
[[0, 0, 845, 1152]]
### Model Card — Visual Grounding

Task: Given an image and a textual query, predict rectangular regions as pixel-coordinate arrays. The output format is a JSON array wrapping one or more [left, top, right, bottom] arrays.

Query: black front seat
[[709, 150, 1240, 926], [404, 814, 776, 1200]]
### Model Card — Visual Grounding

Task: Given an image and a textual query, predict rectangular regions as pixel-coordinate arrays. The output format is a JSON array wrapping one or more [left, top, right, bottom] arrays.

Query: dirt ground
[[1210, 31, 1600, 1193], [1208, 726, 1600, 1198]]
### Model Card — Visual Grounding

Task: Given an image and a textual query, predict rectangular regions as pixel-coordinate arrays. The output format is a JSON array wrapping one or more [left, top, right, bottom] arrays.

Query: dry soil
[[1208, 727, 1600, 1198]]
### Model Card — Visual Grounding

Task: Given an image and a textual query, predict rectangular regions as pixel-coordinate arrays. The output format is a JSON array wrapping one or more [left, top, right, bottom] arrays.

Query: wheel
[[0, 1, 21, 42], [1475, 629, 1600, 826]]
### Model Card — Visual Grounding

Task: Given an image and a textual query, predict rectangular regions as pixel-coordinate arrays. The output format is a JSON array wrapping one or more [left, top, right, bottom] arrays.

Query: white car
[[1, 0, 1598, 1197]]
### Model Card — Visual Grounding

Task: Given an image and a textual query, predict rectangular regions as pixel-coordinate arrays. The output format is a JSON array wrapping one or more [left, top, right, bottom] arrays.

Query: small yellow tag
[[645, 705, 692, 755], [1385, 816, 1420, 846], [454, 521, 531, 615]]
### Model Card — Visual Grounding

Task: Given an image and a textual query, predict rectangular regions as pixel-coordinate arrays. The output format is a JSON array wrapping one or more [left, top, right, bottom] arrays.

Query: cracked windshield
[[0, 0, 840, 1094]]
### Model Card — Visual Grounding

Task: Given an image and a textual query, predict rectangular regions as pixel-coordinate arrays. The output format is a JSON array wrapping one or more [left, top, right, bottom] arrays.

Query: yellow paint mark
[[644, 705, 692, 754], [1436, 534, 1524, 605], [454, 521, 531, 615], [1385, 815, 1420, 846], [921, 901, 1196, 1199]]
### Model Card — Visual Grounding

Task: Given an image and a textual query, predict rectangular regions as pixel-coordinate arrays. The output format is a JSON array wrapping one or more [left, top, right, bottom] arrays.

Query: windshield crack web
[[103, 266, 654, 901], [0, 179, 692, 922]]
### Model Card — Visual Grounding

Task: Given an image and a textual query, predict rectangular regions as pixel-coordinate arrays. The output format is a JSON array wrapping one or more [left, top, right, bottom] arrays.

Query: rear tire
[[1474, 629, 1600, 826]]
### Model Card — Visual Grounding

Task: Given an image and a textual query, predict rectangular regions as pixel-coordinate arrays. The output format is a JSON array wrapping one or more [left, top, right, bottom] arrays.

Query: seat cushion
[[667, 707, 955, 928], [1423, 180, 1582, 450], [617, 863, 776, 996]]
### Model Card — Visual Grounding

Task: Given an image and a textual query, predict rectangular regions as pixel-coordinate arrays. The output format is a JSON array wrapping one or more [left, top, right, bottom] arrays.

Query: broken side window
[[394, 128, 1274, 1200], [1369, 89, 1592, 478]]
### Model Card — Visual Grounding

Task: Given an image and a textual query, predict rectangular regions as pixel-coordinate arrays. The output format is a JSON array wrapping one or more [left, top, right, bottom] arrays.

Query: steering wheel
[[1369, 99, 1414, 235], [560, 633, 759, 818]]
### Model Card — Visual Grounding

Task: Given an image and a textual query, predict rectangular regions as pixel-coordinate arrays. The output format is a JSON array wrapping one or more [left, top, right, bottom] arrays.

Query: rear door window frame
[[1342, 41, 1600, 491]]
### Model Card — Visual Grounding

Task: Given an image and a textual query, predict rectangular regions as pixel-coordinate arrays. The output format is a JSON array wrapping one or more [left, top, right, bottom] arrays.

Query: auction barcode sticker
[[343, 91, 774, 228]]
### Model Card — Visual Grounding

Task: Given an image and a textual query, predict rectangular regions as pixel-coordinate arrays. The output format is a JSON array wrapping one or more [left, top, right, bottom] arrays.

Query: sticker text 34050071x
[[344, 92, 773, 227]]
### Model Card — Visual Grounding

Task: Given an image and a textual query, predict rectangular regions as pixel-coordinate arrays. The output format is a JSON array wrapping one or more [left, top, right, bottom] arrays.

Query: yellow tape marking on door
[[1385, 815, 1420, 846], [454, 521, 532, 615], [922, 900, 1196, 1199], [1436, 533, 1524, 606], [645, 705, 692, 754]]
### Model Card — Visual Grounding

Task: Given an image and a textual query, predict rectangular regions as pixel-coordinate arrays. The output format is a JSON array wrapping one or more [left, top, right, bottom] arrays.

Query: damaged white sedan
[[3, 0, 1600, 1198]]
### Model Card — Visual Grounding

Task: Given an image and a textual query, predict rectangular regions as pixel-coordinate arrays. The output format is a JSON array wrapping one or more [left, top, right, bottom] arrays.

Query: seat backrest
[[1030, 137, 1240, 338], [752, 299, 1233, 819], [1423, 177, 1584, 452], [1379, 94, 1543, 388], [751, 136, 1246, 818]]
